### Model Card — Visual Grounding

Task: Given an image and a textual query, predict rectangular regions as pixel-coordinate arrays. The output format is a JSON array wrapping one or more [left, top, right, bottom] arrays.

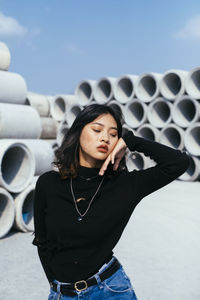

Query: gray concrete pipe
[[57, 120, 69, 146], [44, 139, 58, 152], [135, 72, 162, 103], [13, 180, 36, 232], [40, 117, 58, 139], [160, 69, 188, 100], [124, 99, 147, 128], [65, 101, 83, 127], [107, 99, 125, 124], [19, 139, 55, 175], [0, 42, 11, 71], [122, 124, 135, 136], [50, 95, 76, 122], [0, 103, 42, 139], [147, 97, 173, 128], [136, 124, 160, 142], [179, 156, 200, 181], [171, 96, 200, 128], [126, 151, 150, 171], [0, 70, 27, 104], [185, 67, 200, 99], [0, 140, 35, 193], [159, 124, 185, 150], [113, 74, 138, 104], [75, 80, 96, 105], [93, 77, 116, 103], [25, 92, 50, 117], [0, 188, 15, 238], [184, 123, 200, 156]]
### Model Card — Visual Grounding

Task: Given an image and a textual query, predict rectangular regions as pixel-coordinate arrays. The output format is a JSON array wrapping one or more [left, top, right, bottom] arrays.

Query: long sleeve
[[122, 130, 191, 200], [32, 176, 54, 283]]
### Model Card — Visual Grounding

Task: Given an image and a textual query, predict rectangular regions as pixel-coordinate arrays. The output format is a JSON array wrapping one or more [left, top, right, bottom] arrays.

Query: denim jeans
[[48, 256, 138, 299]]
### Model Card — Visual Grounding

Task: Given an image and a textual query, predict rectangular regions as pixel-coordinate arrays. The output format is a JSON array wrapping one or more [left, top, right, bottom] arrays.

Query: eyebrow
[[92, 122, 118, 131]]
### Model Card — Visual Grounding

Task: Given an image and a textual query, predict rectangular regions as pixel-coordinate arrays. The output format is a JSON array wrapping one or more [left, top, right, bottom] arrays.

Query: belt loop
[[56, 280, 61, 293], [94, 273, 103, 289]]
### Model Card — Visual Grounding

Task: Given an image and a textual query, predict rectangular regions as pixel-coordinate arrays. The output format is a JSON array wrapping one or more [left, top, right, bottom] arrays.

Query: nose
[[100, 131, 109, 143]]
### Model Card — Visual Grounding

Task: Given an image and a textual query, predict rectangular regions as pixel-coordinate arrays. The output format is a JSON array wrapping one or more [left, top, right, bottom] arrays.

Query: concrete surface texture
[[0, 180, 199, 300]]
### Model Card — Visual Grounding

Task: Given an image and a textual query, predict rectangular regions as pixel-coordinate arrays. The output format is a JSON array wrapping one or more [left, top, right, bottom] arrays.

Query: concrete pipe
[[13, 181, 36, 232], [122, 124, 135, 136], [44, 139, 59, 152], [75, 80, 96, 105], [185, 67, 200, 99], [50, 95, 76, 121], [57, 120, 69, 146], [20, 139, 55, 175], [0, 103, 42, 139], [147, 97, 173, 128], [113, 74, 138, 104], [65, 101, 83, 127], [0, 188, 15, 238], [0, 70, 27, 104], [159, 124, 185, 150], [136, 124, 160, 142], [179, 156, 200, 181], [184, 123, 200, 156], [126, 151, 149, 171], [135, 72, 162, 103], [124, 99, 147, 128], [160, 69, 188, 100], [40, 117, 58, 139], [172, 96, 200, 128], [93, 77, 116, 103], [0, 140, 35, 193], [25, 92, 50, 117], [107, 99, 125, 124], [0, 42, 11, 71]]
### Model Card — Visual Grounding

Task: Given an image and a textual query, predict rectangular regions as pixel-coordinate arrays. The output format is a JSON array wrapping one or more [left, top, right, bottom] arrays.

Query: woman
[[33, 103, 190, 299]]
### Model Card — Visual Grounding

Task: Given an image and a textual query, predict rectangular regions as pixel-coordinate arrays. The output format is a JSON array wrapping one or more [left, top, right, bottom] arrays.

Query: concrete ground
[[0, 180, 200, 300]]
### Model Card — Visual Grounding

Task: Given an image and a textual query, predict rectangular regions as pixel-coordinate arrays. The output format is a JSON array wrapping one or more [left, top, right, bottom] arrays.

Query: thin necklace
[[70, 176, 104, 221]]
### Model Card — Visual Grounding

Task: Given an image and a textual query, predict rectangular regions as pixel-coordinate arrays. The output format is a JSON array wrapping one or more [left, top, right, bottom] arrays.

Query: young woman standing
[[33, 103, 190, 299]]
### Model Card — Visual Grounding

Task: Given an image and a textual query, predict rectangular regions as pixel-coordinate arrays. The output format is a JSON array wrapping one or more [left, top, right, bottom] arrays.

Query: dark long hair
[[53, 103, 127, 179]]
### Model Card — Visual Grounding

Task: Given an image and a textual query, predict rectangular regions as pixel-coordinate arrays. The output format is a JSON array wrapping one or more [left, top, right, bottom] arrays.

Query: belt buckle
[[74, 280, 88, 291]]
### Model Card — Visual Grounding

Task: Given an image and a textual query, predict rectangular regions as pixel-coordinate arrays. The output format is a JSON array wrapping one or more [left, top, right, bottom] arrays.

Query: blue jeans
[[48, 256, 138, 299]]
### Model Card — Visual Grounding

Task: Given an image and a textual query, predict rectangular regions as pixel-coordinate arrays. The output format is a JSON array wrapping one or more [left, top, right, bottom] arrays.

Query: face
[[79, 113, 119, 168]]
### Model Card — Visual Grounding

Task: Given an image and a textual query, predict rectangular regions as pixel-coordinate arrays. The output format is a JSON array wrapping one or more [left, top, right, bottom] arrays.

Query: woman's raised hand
[[99, 137, 127, 176]]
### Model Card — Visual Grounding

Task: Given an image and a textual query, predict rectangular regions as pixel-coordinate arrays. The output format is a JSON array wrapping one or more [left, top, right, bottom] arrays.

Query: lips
[[97, 145, 108, 152]]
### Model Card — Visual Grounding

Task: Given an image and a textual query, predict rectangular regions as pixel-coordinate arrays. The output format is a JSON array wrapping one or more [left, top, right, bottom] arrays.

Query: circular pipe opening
[[1, 145, 33, 192], [108, 102, 125, 124], [77, 82, 92, 103], [160, 127, 182, 149], [186, 70, 200, 98], [117, 78, 133, 100], [161, 73, 181, 98], [173, 98, 197, 127], [127, 152, 144, 170], [185, 125, 200, 156], [0, 191, 14, 238], [22, 190, 34, 227], [96, 80, 112, 101], [53, 97, 66, 120], [138, 127, 155, 141], [148, 101, 171, 127], [125, 102, 145, 128], [138, 76, 157, 99]]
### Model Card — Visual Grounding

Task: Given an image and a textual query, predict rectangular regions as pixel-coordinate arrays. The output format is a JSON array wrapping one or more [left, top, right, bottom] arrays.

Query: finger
[[113, 158, 121, 170], [99, 155, 111, 175]]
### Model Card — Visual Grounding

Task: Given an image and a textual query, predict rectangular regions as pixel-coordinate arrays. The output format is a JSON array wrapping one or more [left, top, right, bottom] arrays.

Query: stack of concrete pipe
[[0, 42, 57, 238], [74, 68, 200, 182]]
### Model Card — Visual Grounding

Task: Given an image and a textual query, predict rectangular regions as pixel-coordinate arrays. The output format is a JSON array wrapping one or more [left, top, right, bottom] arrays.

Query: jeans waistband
[[53, 255, 120, 286]]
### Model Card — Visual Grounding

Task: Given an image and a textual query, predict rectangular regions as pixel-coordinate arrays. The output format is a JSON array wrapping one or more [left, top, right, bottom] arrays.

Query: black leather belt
[[51, 257, 121, 296]]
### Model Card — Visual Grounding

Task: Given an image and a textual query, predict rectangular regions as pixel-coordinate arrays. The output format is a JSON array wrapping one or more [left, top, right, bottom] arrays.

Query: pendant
[[78, 216, 83, 221]]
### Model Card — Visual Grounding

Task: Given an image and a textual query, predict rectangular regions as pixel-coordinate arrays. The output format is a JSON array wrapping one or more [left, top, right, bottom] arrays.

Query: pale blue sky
[[1, 0, 200, 95]]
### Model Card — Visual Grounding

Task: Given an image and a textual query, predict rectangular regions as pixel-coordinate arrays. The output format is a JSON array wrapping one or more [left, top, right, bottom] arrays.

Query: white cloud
[[0, 11, 27, 36], [173, 15, 200, 40]]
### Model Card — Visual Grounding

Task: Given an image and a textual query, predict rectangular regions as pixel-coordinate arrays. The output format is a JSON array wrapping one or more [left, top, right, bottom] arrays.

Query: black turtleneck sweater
[[32, 131, 190, 284]]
